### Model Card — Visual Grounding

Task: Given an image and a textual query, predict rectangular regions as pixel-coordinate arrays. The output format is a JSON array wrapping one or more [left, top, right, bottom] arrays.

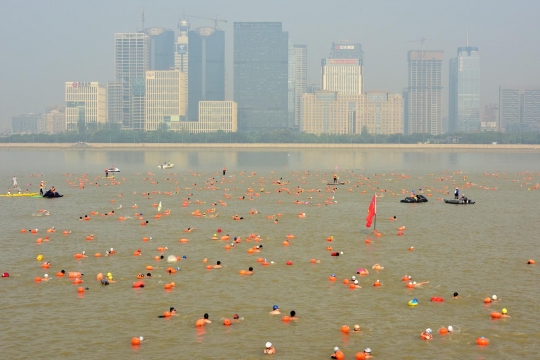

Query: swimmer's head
[[331, 274, 335, 277], [492, 295, 497, 301], [273, 305, 279, 310], [249, 267, 253, 271], [453, 292, 459, 297], [216, 261, 221, 265], [233, 314, 239, 319], [502, 308, 507, 314], [447, 326, 453, 332], [266, 342, 272, 348], [351, 276, 356, 280], [364, 348, 371, 354], [426, 328, 432, 334], [354, 280, 359, 285], [290, 310, 296, 317], [44, 274, 48, 278], [353, 324, 360, 331], [107, 272, 112, 277], [334, 347, 340, 352], [203, 313, 209, 319]]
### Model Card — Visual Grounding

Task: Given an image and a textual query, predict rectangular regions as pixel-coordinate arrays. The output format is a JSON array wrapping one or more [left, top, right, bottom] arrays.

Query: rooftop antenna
[[466, 27, 469, 46], [141, 7, 145, 31]]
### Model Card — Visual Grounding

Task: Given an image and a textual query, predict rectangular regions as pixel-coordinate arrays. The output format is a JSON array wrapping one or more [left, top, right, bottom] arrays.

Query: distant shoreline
[[0, 142, 539, 151]]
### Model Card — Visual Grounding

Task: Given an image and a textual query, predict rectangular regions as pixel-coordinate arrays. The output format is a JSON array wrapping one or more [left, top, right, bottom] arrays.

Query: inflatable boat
[[0, 192, 40, 197], [327, 182, 345, 185], [400, 195, 428, 203], [43, 190, 63, 198], [444, 198, 475, 204], [107, 167, 120, 172], [158, 164, 174, 169]]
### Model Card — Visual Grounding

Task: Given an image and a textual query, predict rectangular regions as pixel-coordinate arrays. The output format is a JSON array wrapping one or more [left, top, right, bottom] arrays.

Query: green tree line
[[2, 128, 540, 144]]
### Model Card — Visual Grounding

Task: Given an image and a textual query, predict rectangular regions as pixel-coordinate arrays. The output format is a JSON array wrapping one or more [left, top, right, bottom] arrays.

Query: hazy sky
[[1, 0, 539, 130]]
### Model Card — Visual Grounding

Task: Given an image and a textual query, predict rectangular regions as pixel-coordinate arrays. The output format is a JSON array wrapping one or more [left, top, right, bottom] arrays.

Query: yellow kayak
[[0, 193, 40, 197]]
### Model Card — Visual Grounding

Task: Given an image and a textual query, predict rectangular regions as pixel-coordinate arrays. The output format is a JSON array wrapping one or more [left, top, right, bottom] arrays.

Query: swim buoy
[[431, 297, 444, 302], [77, 287, 85, 293], [483, 297, 491, 304], [195, 319, 206, 327], [343, 279, 349, 284], [223, 318, 231, 326], [408, 298, 419, 306], [282, 316, 290, 322], [476, 337, 489, 346], [490, 312, 502, 319], [420, 333, 433, 340], [329, 276, 337, 281], [373, 280, 381, 287], [131, 337, 141, 345], [239, 270, 247, 275], [56, 272, 65, 277], [68, 272, 82, 278], [439, 327, 448, 335], [179, 238, 189, 243], [163, 311, 171, 318], [164, 283, 172, 290], [341, 325, 350, 333], [133, 281, 145, 288]]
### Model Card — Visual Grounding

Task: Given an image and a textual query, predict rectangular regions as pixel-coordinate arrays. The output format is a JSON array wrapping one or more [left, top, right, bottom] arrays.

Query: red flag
[[366, 195, 376, 228]]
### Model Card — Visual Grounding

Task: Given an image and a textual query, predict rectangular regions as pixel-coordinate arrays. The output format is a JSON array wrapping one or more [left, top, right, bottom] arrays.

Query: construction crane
[[184, 15, 227, 28], [408, 37, 426, 58]]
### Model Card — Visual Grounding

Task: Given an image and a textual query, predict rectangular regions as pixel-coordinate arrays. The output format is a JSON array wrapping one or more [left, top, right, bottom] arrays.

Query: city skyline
[[2, 1, 540, 131]]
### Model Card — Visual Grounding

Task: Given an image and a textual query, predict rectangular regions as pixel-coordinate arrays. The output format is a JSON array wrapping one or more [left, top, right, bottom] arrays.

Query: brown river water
[[0, 148, 539, 359]]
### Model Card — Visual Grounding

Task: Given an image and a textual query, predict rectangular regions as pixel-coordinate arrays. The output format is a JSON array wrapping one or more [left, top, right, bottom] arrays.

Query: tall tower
[[449, 46, 480, 133], [175, 18, 190, 118], [145, 27, 175, 70], [329, 41, 364, 93], [406, 50, 443, 135], [234, 22, 289, 132], [188, 26, 225, 121], [288, 44, 307, 130], [111, 32, 150, 130], [321, 59, 363, 95]]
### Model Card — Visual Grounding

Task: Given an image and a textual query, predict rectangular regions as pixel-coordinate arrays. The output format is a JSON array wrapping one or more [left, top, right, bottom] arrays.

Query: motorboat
[[158, 164, 174, 169], [107, 167, 120, 172], [400, 195, 428, 203], [444, 198, 475, 204]]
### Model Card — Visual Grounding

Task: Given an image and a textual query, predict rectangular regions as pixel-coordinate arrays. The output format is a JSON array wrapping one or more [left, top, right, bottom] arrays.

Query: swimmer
[[363, 348, 373, 359], [372, 263, 384, 270], [213, 261, 222, 269], [353, 324, 361, 332], [100, 278, 109, 285], [353, 280, 362, 288], [232, 314, 241, 323], [263, 342, 276, 354], [146, 273, 152, 277], [42, 210, 50, 216], [447, 326, 454, 333], [246, 267, 254, 275], [289, 310, 298, 320], [491, 295, 499, 302], [453, 292, 459, 299], [357, 268, 369, 275], [2, 272, 9, 278], [269, 305, 281, 315], [331, 347, 343, 359], [412, 281, 429, 287], [200, 313, 211, 324], [351, 275, 356, 281], [501, 308, 511, 318], [420, 328, 433, 340]]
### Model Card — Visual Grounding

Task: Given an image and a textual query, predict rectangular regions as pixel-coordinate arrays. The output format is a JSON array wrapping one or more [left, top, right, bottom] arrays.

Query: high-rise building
[[481, 104, 498, 132], [449, 46, 480, 133], [165, 101, 237, 133], [406, 50, 443, 135], [145, 70, 185, 131], [321, 59, 363, 95], [11, 114, 41, 134], [234, 22, 288, 132], [329, 41, 364, 92], [40, 107, 66, 134], [288, 44, 307, 130], [112, 32, 150, 130], [65, 82, 106, 132], [145, 27, 175, 71], [499, 87, 540, 132], [175, 18, 190, 119], [301, 91, 402, 135], [188, 27, 225, 120]]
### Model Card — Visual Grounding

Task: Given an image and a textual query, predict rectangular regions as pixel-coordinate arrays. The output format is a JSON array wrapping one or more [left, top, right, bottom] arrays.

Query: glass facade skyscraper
[[112, 33, 150, 130], [188, 27, 225, 121], [406, 50, 443, 135], [234, 22, 288, 132], [449, 46, 480, 133], [499, 87, 540, 132], [146, 27, 175, 71], [288, 44, 307, 130]]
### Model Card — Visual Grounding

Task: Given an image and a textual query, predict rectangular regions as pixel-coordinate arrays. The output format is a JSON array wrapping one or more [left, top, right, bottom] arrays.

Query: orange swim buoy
[[373, 280, 381, 287], [341, 325, 350, 333], [490, 312, 502, 319], [195, 319, 206, 327], [146, 266, 153, 271], [282, 316, 290, 322], [179, 238, 189, 243], [282, 241, 289, 246], [476, 337, 489, 346], [34, 277, 41, 282], [483, 297, 491, 304], [56, 272, 65, 277], [223, 318, 231, 326], [439, 327, 448, 335], [329, 276, 337, 281], [77, 287, 85, 293], [131, 337, 141, 345], [206, 265, 213, 270], [349, 283, 356, 290], [343, 279, 349, 284], [355, 352, 367, 360], [95, 253, 101, 257], [164, 283, 172, 290], [239, 270, 247, 275], [163, 311, 171, 318]]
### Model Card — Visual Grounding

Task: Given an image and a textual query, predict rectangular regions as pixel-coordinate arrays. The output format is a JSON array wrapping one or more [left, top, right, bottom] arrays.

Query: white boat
[[158, 164, 174, 169], [107, 167, 120, 172]]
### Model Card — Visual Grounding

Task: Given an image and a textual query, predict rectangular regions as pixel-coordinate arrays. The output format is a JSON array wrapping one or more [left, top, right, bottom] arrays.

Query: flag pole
[[374, 213, 377, 232]]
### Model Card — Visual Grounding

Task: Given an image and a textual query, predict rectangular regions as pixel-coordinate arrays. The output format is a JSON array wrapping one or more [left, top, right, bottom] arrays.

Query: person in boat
[[105, 169, 108, 177], [460, 194, 468, 203], [454, 187, 459, 199], [39, 181, 44, 195], [411, 190, 417, 201], [167, 161, 171, 166], [51, 186, 56, 193], [333, 173, 338, 184]]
